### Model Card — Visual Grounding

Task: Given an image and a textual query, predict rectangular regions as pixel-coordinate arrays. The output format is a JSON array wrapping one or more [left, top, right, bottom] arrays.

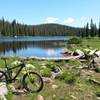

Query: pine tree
[[1, 17, 6, 36], [98, 22, 100, 37], [81, 27, 85, 38], [11, 19, 16, 37], [85, 22, 89, 37], [90, 19, 95, 37], [94, 24, 97, 36]]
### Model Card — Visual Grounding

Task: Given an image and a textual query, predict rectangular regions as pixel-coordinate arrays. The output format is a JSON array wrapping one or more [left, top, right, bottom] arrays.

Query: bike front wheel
[[22, 72, 43, 93]]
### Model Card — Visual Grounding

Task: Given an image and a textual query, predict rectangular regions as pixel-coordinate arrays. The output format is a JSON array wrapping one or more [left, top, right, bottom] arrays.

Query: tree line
[[0, 18, 34, 37], [0, 17, 81, 37], [79, 19, 100, 38], [0, 17, 100, 37]]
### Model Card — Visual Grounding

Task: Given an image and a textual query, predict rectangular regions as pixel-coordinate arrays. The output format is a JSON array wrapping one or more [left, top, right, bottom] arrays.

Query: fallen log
[[89, 79, 100, 86]]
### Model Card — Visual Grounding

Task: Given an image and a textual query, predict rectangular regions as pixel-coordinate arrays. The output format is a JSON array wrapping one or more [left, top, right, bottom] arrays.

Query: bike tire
[[0, 71, 8, 83], [22, 72, 43, 93]]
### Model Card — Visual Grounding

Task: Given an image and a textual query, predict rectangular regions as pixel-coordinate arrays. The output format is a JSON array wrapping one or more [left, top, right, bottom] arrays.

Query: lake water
[[0, 37, 70, 58]]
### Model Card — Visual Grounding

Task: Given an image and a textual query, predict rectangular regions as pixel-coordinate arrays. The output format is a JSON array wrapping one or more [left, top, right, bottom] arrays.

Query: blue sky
[[0, 0, 100, 27]]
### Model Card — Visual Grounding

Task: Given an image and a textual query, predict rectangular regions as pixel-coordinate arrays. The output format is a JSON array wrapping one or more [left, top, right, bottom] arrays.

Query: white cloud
[[62, 17, 75, 25], [46, 17, 58, 23], [80, 17, 86, 21], [80, 17, 88, 27]]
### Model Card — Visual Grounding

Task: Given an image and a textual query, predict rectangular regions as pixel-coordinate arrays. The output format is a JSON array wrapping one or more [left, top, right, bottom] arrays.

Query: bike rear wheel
[[0, 71, 8, 83], [23, 72, 43, 93]]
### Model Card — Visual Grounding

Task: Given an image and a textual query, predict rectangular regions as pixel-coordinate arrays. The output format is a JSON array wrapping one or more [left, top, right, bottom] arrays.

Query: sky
[[0, 0, 100, 27]]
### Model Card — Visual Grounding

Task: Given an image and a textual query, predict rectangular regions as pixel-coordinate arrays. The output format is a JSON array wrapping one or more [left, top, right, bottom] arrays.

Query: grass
[[0, 57, 99, 100], [68, 37, 100, 51], [0, 37, 100, 100]]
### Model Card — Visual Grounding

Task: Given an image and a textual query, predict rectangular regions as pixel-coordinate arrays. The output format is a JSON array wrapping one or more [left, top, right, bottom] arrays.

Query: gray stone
[[37, 95, 44, 100], [95, 51, 100, 57], [94, 57, 100, 67], [52, 84, 58, 90], [0, 82, 8, 100]]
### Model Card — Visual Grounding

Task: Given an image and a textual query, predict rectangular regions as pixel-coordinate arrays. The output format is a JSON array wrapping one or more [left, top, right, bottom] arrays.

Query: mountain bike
[[0, 57, 43, 93]]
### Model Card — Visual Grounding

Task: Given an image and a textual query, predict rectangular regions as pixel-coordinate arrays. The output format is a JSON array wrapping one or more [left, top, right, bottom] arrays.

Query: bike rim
[[24, 73, 42, 92]]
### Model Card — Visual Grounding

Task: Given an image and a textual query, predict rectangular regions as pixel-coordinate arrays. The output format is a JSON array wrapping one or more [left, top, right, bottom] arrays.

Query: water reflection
[[0, 40, 65, 57], [47, 49, 57, 56]]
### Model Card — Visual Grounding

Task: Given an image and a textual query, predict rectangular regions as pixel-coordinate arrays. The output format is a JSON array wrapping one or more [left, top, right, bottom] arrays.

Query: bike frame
[[2, 58, 26, 82]]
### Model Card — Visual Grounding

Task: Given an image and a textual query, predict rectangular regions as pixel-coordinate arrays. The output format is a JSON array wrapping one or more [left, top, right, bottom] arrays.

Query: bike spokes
[[23, 72, 43, 92]]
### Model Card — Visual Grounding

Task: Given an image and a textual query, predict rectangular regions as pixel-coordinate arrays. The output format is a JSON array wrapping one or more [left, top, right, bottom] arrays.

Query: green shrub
[[64, 74, 76, 84], [96, 91, 100, 97], [95, 67, 100, 73], [56, 71, 77, 84], [67, 37, 82, 44], [67, 59, 81, 66], [6, 85, 13, 100], [40, 68, 51, 77]]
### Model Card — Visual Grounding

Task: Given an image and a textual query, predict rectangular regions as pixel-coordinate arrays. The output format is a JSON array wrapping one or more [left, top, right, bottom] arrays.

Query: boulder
[[52, 84, 58, 90], [42, 77, 53, 83], [95, 51, 100, 57], [25, 64, 35, 69], [8, 84, 16, 92], [22, 64, 35, 74], [84, 48, 91, 52], [41, 65, 47, 69], [9, 84, 26, 95], [0, 82, 8, 100], [51, 71, 63, 79], [61, 48, 72, 56], [70, 95, 78, 100], [73, 49, 84, 58], [11, 60, 21, 65], [89, 49, 96, 55], [94, 57, 100, 67], [37, 95, 44, 100], [52, 94, 56, 98]]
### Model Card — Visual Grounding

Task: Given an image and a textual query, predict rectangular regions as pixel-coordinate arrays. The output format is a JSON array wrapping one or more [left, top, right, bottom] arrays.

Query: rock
[[25, 64, 35, 69], [8, 84, 16, 92], [51, 72, 60, 79], [73, 49, 84, 58], [0, 82, 8, 100], [97, 97, 100, 100], [61, 48, 72, 56], [13, 89, 26, 95], [22, 64, 35, 74], [70, 95, 78, 100], [89, 49, 96, 55], [9, 84, 26, 95], [52, 94, 56, 98], [94, 57, 100, 66], [95, 51, 100, 57], [37, 95, 44, 100], [41, 65, 47, 69], [89, 79, 100, 86], [84, 48, 91, 52], [41, 63, 46, 66], [11, 60, 21, 65], [52, 84, 58, 90], [42, 77, 53, 83]]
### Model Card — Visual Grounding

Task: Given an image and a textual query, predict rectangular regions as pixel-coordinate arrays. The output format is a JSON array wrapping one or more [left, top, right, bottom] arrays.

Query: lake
[[0, 37, 70, 58]]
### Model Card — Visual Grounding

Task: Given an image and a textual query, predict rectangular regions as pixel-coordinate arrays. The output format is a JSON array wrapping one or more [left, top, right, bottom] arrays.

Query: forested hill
[[33, 24, 81, 36], [0, 18, 82, 37]]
